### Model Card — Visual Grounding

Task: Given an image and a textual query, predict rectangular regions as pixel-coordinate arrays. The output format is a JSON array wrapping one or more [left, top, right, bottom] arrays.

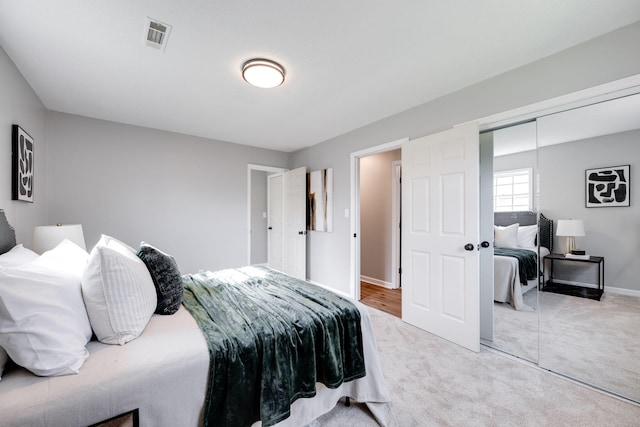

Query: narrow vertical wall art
[[12, 125, 34, 202], [307, 168, 333, 232]]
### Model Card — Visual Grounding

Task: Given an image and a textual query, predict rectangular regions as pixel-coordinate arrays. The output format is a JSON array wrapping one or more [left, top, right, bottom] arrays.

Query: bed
[[493, 211, 553, 311], [0, 210, 392, 427]]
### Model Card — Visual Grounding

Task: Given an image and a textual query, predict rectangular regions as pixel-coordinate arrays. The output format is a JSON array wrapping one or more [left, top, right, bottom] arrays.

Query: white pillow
[[0, 262, 92, 376], [31, 239, 88, 279], [81, 235, 157, 345], [0, 244, 39, 268], [494, 223, 519, 248], [0, 346, 8, 380], [517, 224, 538, 248]]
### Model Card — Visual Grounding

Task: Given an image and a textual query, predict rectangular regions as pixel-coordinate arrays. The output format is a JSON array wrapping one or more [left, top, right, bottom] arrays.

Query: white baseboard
[[360, 275, 394, 289], [307, 279, 352, 300], [605, 286, 640, 298]]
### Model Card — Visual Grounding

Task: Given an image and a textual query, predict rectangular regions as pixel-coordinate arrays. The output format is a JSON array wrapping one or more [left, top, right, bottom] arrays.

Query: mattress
[[494, 247, 549, 310], [0, 301, 391, 427]]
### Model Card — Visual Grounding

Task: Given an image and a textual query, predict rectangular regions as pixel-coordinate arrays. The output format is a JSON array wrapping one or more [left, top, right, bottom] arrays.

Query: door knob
[[268, 227, 272, 230], [480, 241, 490, 248], [464, 243, 474, 251]]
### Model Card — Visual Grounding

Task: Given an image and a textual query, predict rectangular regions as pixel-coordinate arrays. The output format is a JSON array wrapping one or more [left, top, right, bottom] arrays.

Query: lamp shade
[[33, 224, 86, 254], [555, 219, 585, 237]]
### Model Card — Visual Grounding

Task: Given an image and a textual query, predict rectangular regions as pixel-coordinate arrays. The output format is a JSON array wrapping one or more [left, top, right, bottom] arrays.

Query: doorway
[[350, 139, 406, 317], [247, 164, 287, 266], [359, 150, 402, 317]]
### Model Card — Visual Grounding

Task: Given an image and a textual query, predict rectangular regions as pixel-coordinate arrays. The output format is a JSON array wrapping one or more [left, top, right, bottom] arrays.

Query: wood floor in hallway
[[360, 281, 401, 318]]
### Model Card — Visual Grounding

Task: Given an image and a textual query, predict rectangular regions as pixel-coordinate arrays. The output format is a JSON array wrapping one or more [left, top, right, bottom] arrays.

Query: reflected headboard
[[0, 209, 17, 255], [494, 211, 553, 252]]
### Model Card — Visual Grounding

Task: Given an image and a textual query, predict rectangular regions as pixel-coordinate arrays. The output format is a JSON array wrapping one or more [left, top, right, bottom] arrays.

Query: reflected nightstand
[[541, 253, 604, 301]]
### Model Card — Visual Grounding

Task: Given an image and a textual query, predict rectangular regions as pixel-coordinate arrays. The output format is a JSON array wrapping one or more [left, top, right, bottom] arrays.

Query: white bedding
[[494, 247, 549, 311], [0, 302, 391, 427]]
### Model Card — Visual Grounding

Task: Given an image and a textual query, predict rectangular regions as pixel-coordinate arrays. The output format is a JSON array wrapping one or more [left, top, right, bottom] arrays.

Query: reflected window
[[494, 168, 532, 212]]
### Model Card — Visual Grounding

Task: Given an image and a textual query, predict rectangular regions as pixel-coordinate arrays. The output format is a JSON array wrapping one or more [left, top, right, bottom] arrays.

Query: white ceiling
[[1, 1, 640, 153], [493, 92, 640, 156]]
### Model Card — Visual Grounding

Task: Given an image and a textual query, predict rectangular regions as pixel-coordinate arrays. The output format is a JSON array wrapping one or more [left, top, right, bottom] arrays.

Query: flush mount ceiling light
[[242, 58, 285, 88]]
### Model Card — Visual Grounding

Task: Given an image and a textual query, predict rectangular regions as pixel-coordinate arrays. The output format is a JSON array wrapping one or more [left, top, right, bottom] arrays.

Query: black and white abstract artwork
[[307, 168, 333, 232], [12, 124, 34, 203], [585, 165, 630, 208]]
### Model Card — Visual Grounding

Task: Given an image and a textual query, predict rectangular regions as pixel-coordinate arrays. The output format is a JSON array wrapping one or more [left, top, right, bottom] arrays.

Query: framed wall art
[[585, 164, 630, 208], [307, 168, 333, 232], [12, 124, 34, 202]]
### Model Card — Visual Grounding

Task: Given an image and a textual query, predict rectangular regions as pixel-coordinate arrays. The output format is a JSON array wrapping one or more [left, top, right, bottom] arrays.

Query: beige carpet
[[309, 306, 640, 426], [490, 287, 539, 362], [539, 291, 640, 403]]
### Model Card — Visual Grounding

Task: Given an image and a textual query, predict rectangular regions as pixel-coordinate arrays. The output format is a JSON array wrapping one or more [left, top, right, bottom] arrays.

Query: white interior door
[[268, 167, 307, 279], [267, 174, 284, 272], [402, 122, 480, 352], [283, 167, 307, 279]]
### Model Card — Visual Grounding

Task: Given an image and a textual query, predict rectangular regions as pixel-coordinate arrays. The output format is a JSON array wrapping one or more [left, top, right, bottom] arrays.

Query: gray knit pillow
[[137, 242, 183, 315]]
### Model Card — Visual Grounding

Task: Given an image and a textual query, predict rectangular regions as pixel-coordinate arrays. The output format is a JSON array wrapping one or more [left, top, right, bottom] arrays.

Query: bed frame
[[0, 209, 392, 427], [0, 210, 17, 254], [494, 211, 553, 251]]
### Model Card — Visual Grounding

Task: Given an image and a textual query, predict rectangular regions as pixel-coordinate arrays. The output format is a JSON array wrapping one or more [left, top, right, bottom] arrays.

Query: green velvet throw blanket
[[494, 248, 538, 285], [182, 266, 366, 427]]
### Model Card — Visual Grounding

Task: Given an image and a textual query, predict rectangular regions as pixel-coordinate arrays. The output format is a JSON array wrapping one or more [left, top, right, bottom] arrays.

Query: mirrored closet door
[[480, 121, 541, 364], [537, 93, 640, 403], [481, 92, 640, 404]]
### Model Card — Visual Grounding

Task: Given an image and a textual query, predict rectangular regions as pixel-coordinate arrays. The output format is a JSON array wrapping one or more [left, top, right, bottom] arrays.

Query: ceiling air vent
[[144, 17, 171, 52]]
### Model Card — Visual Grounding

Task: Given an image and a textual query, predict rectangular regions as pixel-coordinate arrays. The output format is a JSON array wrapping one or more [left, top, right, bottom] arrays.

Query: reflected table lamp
[[555, 219, 585, 255], [33, 224, 86, 254]]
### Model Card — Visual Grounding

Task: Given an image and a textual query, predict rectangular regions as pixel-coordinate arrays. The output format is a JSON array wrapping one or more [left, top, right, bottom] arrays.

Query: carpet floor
[[490, 287, 539, 362], [309, 305, 640, 426], [488, 286, 640, 403]]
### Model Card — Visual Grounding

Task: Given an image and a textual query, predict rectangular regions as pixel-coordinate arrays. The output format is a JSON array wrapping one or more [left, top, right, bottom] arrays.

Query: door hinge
[[398, 268, 402, 274], [353, 233, 357, 238]]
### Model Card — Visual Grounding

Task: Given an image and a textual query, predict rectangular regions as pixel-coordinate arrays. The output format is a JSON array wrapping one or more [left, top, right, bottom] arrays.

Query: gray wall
[[45, 112, 289, 274], [0, 46, 47, 245], [291, 22, 640, 295], [250, 169, 268, 264], [360, 149, 401, 285], [539, 131, 640, 291], [2, 22, 640, 292]]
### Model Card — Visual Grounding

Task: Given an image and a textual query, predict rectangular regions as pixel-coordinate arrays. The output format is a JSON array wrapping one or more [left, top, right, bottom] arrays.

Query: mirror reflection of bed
[[491, 211, 551, 361]]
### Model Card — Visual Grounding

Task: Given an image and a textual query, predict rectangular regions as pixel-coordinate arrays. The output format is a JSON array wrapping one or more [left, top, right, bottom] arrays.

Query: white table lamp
[[556, 219, 585, 255], [33, 224, 86, 254]]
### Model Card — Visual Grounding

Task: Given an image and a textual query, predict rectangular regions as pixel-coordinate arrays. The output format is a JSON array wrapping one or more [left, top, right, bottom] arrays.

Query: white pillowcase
[[517, 224, 538, 248], [81, 235, 157, 345], [494, 223, 519, 248], [0, 242, 92, 376], [30, 239, 88, 279], [0, 244, 39, 268]]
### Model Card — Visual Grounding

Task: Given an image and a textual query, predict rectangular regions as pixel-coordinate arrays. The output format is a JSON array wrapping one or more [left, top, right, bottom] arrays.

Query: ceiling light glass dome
[[242, 58, 285, 88]]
